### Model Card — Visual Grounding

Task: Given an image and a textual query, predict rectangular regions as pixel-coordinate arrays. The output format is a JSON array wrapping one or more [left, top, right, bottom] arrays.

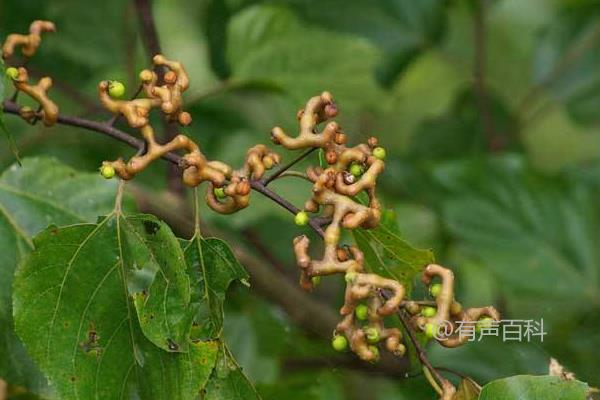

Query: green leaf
[[0, 158, 122, 394], [533, 12, 600, 125], [203, 343, 261, 400], [182, 235, 250, 340], [226, 4, 386, 112], [479, 375, 589, 400], [352, 224, 435, 287], [286, 0, 449, 87], [12, 212, 214, 399]]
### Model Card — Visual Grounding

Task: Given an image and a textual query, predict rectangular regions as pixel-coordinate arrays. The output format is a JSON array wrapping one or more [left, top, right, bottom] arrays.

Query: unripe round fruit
[[214, 187, 226, 199], [311, 276, 321, 286], [429, 283, 442, 298], [368, 345, 380, 361], [373, 147, 386, 160], [349, 163, 364, 178], [395, 343, 406, 356], [365, 327, 380, 344], [421, 306, 437, 318], [108, 81, 126, 99], [476, 316, 494, 333], [424, 323, 437, 339], [355, 304, 368, 321], [100, 165, 115, 179], [5, 67, 19, 80], [294, 211, 309, 226], [331, 335, 348, 352]]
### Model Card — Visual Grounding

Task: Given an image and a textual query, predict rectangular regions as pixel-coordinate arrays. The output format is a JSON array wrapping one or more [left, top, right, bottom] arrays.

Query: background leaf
[[479, 375, 589, 400]]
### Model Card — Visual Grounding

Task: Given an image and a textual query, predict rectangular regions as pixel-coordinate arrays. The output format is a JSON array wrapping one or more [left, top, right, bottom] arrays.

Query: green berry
[[294, 211, 309, 226], [368, 345, 380, 362], [311, 276, 321, 286], [424, 323, 437, 339], [365, 327, 380, 344], [5, 67, 19, 80], [421, 306, 437, 318], [429, 283, 442, 298], [349, 163, 364, 178], [214, 187, 226, 199], [373, 146, 386, 160], [476, 317, 494, 333], [355, 304, 368, 321], [108, 80, 126, 99], [100, 165, 115, 179], [331, 335, 348, 352]]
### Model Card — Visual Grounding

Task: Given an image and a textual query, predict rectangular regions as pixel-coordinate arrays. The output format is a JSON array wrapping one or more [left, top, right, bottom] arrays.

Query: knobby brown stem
[[132, 0, 183, 194]]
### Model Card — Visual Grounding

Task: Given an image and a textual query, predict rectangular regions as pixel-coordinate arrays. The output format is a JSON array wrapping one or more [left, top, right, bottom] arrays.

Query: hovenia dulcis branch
[[1, 20, 500, 400]]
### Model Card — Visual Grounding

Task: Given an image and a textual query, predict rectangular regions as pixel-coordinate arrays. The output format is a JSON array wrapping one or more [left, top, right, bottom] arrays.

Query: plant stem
[[262, 148, 317, 186]]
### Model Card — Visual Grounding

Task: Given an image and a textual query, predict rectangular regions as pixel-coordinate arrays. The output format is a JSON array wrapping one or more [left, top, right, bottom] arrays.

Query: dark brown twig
[[262, 148, 317, 186], [473, 0, 499, 151]]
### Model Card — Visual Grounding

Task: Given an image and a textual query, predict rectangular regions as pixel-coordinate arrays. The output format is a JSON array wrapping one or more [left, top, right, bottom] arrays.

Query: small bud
[[344, 271, 357, 283], [178, 112, 192, 126], [325, 150, 337, 165], [139, 69, 153, 82], [394, 343, 406, 356], [296, 109, 304, 120], [368, 136, 378, 148], [404, 301, 420, 315], [236, 180, 251, 196], [476, 316, 494, 333], [263, 155, 274, 170], [334, 132, 347, 145], [324, 103, 338, 118], [214, 187, 226, 199], [311, 275, 321, 286], [365, 327, 380, 344], [343, 172, 356, 185], [164, 70, 177, 84], [336, 248, 348, 261]]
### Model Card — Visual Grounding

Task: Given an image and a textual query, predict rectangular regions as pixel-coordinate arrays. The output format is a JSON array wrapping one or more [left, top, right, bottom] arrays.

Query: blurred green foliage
[[1, 0, 600, 398]]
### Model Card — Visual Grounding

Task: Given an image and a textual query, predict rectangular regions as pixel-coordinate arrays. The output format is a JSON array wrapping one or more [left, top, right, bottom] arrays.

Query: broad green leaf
[[13, 212, 211, 399], [285, 0, 449, 87], [203, 343, 261, 400], [226, 4, 386, 112], [0, 158, 122, 394], [479, 375, 589, 400], [182, 235, 249, 340], [352, 224, 435, 287], [533, 10, 600, 125]]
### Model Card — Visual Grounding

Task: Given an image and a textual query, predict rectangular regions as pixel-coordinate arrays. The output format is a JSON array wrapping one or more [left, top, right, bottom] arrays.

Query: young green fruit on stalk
[[421, 306, 437, 318], [214, 187, 226, 199], [429, 283, 442, 298], [355, 304, 368, 321], [365, 327, 380, 344], [349, 163, 364, 178], [108, 80, 126, 99], [476, 316, 494, 333], [295, 211, 309, 226], [100, 165, 115, 179], [5, 67, 19, 80], [331, 335, 348, 352], [372, 146, 386, 160]]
